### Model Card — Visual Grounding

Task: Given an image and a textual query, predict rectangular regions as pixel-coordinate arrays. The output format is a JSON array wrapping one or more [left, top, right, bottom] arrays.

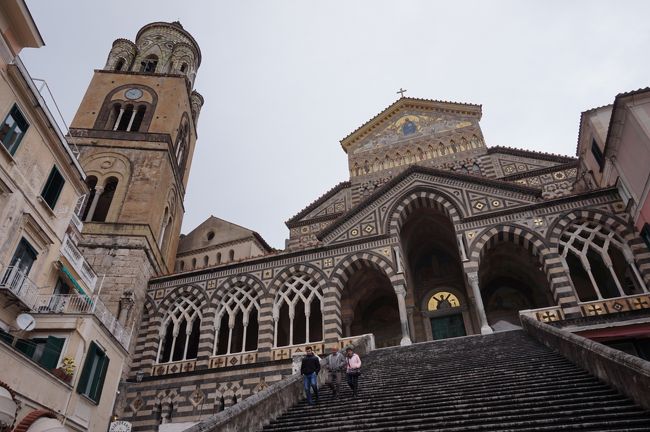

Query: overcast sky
[[21, 1, 650, 249]]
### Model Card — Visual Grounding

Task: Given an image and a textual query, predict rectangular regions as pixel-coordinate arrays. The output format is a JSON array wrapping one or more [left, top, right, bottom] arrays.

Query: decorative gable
[[319, 167, 542, 246], [349, 111, 480, 156], [304, 186, 350, 220]]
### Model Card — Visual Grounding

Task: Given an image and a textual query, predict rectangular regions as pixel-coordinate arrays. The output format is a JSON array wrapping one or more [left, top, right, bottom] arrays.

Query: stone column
[[118, 290, 135, 326], [394, 284, 412, 346], [84, 186, 103, 222], [406, 305, 416, 343], [466, 272, 493, 334]]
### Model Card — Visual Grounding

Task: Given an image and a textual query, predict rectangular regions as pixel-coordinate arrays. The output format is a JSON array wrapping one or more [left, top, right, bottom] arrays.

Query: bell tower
[[69, 21, 203, 335]]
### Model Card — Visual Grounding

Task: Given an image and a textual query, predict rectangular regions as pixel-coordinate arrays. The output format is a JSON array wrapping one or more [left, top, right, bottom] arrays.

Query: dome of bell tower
[[104, 21, 201, 87]]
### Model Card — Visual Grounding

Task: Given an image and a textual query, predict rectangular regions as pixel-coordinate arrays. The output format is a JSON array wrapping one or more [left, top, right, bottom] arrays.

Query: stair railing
[[520, 314, 650, 410]]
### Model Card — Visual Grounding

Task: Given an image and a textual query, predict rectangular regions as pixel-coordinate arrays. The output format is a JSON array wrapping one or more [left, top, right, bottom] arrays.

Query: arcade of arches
[[150, 211, 650, 360]]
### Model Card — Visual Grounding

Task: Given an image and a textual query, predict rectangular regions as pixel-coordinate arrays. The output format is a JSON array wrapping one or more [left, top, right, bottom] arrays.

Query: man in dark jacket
[[301, 346, 321, 405]]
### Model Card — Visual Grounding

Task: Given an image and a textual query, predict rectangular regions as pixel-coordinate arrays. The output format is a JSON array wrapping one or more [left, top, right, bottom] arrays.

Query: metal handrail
[[0, 263, 39, 309], [31, 293, 131, 349]]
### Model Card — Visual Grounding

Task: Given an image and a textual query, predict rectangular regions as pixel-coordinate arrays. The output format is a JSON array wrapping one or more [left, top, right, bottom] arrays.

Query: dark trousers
[[346, 372, 359, 396], [327, 370, 344, 397], [303, 372, 318, 404]]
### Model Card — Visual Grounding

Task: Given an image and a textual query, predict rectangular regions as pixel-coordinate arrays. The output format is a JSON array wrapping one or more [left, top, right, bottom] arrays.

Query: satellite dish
[[16, 313, 36, 331]]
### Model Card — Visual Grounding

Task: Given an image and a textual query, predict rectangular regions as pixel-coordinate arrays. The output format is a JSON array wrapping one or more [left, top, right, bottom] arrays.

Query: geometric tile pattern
[[209, 352, 258, 369], [580, 294, 650, 317]]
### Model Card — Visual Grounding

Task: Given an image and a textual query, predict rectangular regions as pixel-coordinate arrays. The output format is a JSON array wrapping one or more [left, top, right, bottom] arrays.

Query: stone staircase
[[261, 330, 650, 431]]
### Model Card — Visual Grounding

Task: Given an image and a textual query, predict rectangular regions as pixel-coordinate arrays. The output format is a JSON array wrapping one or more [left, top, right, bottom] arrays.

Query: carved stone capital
[[466, 271, 479, 285]]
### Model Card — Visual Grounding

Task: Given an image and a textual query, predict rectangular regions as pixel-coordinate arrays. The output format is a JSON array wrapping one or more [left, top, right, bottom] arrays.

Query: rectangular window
[[591, 138, 605, 170], [41, 166, 65, 209], [0, 105, 29, 155], [15, 335, 65, 370], [77, 341, 110, 403], [1, 238, 37, 286]]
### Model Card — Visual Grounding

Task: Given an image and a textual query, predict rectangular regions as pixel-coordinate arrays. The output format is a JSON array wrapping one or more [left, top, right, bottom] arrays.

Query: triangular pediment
[[318, 166, 542, 245], [286, 182, 351, 227], [341, 97, 483, 155]]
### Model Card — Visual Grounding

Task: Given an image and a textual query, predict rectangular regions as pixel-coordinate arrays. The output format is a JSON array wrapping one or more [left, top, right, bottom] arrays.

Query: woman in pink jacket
[[345, 346, 362, 398]]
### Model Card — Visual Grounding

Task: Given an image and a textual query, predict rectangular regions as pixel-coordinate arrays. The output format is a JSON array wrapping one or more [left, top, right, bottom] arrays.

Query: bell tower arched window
[[131, 105, 146, 131], [115, 104, 133, 131], [91, 177, 118, 222], [273, 274, 323, 347], [157, 297, 202, 363], [111, 104, 147, 132], [214, 284, 260, 355], [174, 121, 190, 178], [560, 221, 648, 301], [115, 58, 125, 71], [140, 55, 158, 73], [81, 176, 98, 220], [95, 85, 157, 133]]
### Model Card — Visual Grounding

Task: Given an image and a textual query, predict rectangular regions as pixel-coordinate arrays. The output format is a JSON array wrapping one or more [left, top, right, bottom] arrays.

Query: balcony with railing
[[60, 234, 97, 292], [32, 293, 131, 349], [0, 263, 39, 310]]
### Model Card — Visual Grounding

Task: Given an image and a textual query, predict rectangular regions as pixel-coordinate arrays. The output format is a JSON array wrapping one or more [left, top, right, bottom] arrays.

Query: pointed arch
[[157, 296, 202, 363], [548, 209, 650, 288], [330, 252, 403, 347], [154, 285, 208, 363], [330, 251, 399, 292], [386, 186, 464, 237], [270, 264, 327, 347], [468, 224, 576, 315], [211, 274, 265, 355]]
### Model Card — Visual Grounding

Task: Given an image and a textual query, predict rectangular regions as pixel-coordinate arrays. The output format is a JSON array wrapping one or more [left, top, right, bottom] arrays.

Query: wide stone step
[[361, 364, 593, 390], [274, 388, 627, 425], [260, 331, 650, 432], [265, 411, 650, 432], [268, 391, 635, 430], [344, 373, 606, 402], [280, 380, 615, 420]]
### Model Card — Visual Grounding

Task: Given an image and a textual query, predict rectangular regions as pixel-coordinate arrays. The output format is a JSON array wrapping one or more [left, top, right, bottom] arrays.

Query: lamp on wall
[[0, 384, 17, 432]]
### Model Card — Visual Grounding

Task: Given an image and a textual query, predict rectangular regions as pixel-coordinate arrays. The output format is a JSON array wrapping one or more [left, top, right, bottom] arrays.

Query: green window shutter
[[0, 329, 13, 345], [15, 338, 36, 358], [76, 343, 97, 395], [41, 166, 65, 209], [39, 336, 65, 370], [91, 354, 110, 402], [77, 342, 110, 403]]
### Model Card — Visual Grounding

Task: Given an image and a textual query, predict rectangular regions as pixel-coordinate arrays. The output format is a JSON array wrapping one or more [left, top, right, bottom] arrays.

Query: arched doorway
[[340, 263, 401, 348], [400, 207, 468, 341], [479, 241, 553, 329], [422, 288, 470, 340]]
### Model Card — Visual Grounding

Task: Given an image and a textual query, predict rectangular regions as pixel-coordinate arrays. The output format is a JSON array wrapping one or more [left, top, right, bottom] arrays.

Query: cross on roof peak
[[397, 88, 407, 98]]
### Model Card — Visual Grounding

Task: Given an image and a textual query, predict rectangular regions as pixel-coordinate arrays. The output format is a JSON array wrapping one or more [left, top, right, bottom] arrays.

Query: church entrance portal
[[341, 264, 402, 348], [400, 206, 469, 341], [430, 314, 466, 339], [479, 241, 553, 329]]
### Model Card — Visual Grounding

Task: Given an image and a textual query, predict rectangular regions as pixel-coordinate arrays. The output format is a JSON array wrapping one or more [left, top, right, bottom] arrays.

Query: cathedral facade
[[90, 27, 649, 427], [1, 11, 649, 431]]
